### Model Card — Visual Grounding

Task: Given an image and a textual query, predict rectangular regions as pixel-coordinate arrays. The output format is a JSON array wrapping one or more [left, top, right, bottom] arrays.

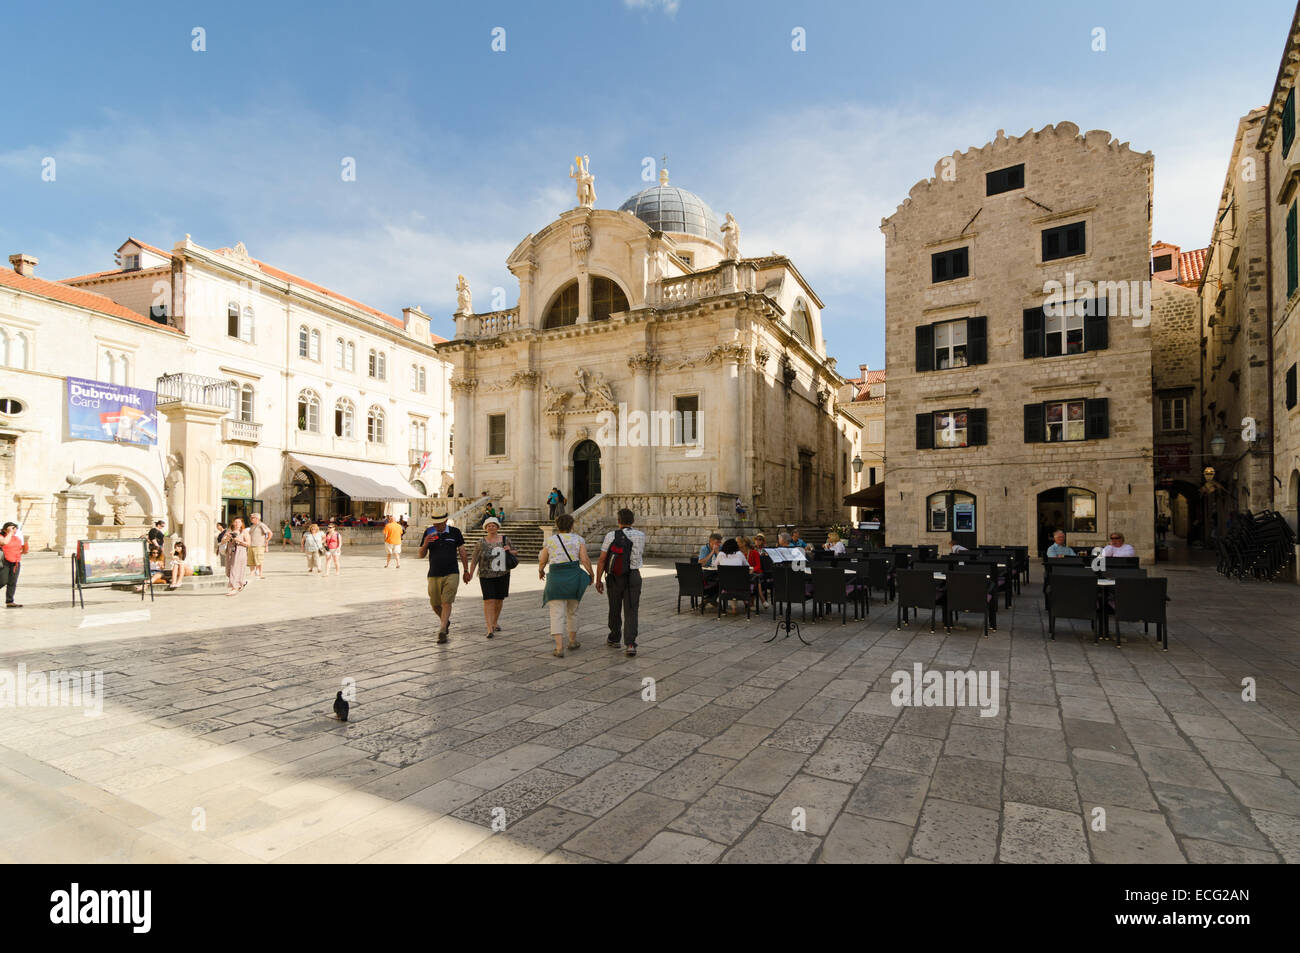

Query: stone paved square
[[1, 549, 1298, 864]]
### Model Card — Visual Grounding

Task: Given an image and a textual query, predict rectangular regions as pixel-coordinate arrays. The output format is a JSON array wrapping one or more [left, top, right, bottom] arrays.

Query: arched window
[[228, 381, 255, 422], [926, 490, 976, 534], [419, 367, 427, 391], [8, 331, 27, 369], [411, 364, 427, 392], [298, 325, 310, 358], [297, 389, 320, 432], [543, 281, 580, 329], [310, 329, 320, 361], [410, 418, 427, 451], [591, 276, 629, 322], [0, 329, 9, 366], [345, 341, 355, 371], [335, 398, 354, 438], [367, 406, 386, 444], [335, 337, 345, 367], [791, 299, 813, 345], [412, 479, 428, 497], [1037, 486, 1097, 536], [368, 349, 386, 380], [240, 306, 254, 343]]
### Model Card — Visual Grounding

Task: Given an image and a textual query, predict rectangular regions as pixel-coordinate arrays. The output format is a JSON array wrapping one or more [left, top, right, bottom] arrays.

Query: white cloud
[[623, 0, 681, 17]]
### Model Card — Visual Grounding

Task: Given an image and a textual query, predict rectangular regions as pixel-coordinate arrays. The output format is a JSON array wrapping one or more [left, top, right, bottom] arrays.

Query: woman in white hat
[[464, 516, 516, 639]]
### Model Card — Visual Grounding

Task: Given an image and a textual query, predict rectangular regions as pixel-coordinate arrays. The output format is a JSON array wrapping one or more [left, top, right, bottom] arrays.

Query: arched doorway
[[572, 440, 602, 510], [927, 490, 977, 549], [290, 469, 315, 519], [1036, 486, 1096, 554], [222, 463, 260, 526]]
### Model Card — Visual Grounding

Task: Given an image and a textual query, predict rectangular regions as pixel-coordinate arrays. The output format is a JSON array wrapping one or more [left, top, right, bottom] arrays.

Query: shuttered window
[[1024, 300, 1107, 358], [986, 164, 1024, 195], [931, 247, 969, 283], [1288, 203, 1298, 299], [1287, 364, 1297, 410], [918, 409, 987, 449], [1284, 88, 1296, 159], [1042, 221, 1086, 262], [915, 316, 986, 371], [1025, 399, 1109, 441]]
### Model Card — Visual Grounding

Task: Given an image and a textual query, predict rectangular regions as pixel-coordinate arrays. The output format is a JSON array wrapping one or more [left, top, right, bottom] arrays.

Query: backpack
[[608, 529, 632, 577]]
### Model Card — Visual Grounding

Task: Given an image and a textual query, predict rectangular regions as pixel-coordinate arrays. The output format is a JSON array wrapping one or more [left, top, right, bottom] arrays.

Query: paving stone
[[820, 813, 912, 864], [844, 766, 930, 825], [1074, 758, 1156, 811], [944, 725, 1004, 762], [547, 762, 660, 818], [698, 723, 771, 760], [1004, 771, 1080, 813], [1181, 839, 1280, 864], [999, 802, 1089, 863], [563, 793, 685, 863], [719, 745, 809, 795], [1151, 782, 1270, 851], [871, 733, 943, 776], [929, 756, 1003, 810], [803, 738, 878, 783], [1249, 809, 1300, 862], [450, 768, 577, 828], [628, 831, 725, 864], [643, 754, 737, 802], [1132, 745, 1224, 792], [542, 745, 622, 778], [622, 730, 708, 771], [760, 773, 852, 836], [668, 784, 771, 844], [911, 799, 1000, 864], [720, 821, 819, 864]]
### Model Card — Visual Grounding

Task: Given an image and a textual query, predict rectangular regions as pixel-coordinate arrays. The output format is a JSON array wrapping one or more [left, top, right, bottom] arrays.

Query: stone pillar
[[158, 401, 228, 567], [451, 378, 477, 498], [576, 270, 590, 323], [515, 371, 541, 520], [628, 353, 659, 495], [14, 491, 48, 550], [719, 346, 744, 497], [54, 489, 93, 557], [549, 421, 565, 505]]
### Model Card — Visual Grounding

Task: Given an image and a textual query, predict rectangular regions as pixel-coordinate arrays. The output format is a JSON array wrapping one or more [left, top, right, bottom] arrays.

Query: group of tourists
[[215, 512, 287, 595], [418, 504, 645, 659]]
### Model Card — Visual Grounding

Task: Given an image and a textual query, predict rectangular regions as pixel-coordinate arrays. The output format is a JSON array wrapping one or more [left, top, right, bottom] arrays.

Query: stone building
[[1255, 4, 1300, 532], [881, 122, 1159, 560], [839, 365, 886, 521], [1195, 108, 1274, 536], [1151, 275, 1203, 539], [436, 164, 857, 554]]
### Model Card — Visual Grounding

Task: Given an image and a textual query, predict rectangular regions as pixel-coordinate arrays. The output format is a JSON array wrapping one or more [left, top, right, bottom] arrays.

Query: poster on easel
[[72, 538, 152, 608]]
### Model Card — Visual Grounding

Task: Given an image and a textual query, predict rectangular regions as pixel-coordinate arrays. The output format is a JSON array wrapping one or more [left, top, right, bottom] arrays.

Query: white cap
[[483, 516, 501, 528]]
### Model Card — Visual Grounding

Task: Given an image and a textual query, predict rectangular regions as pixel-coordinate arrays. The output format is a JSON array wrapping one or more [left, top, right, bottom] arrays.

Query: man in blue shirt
[[1046, 530, 1075, 557], [418, 506, 468, 643]]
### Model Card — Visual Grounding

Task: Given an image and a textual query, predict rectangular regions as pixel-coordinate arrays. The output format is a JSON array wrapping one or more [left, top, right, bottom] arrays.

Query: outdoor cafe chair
[[770, 563, 812, 622], [1111, 576, 1169, 650], [866, 556, 895, 602], [943, 569, 993, 637], [674, 561, 705, 614], [715, 565, 755, 619], [896, 568, 942, 633], [811, 565, 852, 624], [1048, 573, 1101, 641]]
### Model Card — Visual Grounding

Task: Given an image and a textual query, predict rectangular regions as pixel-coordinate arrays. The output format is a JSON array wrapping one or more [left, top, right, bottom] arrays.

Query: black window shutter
[[1084, 304, 1108, 352], [1023, 308, 1044, 359], [1024, 403, 1045, 443], [1287, 364, 1297, 409], [915, 324, 934, 372], [916, 413, 934, 450], [968, 409, 988, 446], [967, 316, 987, 365], [1084, 398, 1109, 440]]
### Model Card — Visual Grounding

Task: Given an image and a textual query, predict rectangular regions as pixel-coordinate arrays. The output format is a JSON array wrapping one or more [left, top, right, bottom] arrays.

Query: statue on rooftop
[[570, 155, 596, 209], [722, 212, 741, 260], [456, 274, 472, 315]]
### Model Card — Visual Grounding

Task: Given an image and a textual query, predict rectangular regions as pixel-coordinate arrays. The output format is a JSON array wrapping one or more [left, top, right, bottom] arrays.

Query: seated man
[[1101, 532, 1136, 558], [697, 532, 723, 568], [789, 529, 814, 555], [734, 498, 747, 519], [1046, 530, 1075, 557], [949, 533, 969, 554]]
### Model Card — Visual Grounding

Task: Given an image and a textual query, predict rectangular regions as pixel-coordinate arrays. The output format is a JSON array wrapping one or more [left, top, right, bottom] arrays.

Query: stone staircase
[[457, 519, 549, 559]]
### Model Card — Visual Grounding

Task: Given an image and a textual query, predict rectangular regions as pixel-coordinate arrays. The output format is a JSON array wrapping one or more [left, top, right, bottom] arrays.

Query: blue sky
[[2, 0, 1295, 369]]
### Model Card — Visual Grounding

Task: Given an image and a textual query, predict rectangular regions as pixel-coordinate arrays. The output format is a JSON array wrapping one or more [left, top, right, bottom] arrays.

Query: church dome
[[618, 174, 723, 243]]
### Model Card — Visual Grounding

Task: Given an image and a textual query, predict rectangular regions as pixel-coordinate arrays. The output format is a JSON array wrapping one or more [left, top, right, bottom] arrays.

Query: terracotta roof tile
[[1179, 247, 1207, 285], [0, 268, 181, 333]]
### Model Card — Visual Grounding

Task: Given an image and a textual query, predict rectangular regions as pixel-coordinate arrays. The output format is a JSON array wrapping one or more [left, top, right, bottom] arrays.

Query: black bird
[[333, 691, 349, 722]]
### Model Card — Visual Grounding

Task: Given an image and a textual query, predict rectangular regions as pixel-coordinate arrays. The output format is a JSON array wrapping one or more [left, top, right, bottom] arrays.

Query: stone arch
[[79, 465, 163, 526]]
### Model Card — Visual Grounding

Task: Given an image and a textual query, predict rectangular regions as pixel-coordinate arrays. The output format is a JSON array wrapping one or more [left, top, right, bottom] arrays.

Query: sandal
[[567, 639, 581, 650], [486, 631, 495, 640], [552, 648, 565, 658]]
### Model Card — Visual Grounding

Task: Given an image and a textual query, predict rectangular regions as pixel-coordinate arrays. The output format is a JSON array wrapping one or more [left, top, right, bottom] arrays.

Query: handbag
[[503, 536, 519, 571]]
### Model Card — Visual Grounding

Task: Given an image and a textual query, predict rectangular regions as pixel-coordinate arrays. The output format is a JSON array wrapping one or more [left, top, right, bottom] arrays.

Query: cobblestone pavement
[[1, 549, 1297, 863]]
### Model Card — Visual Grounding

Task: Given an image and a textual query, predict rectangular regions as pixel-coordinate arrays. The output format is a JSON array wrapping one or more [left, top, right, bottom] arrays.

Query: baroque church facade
[[437, 163, 859, 553]]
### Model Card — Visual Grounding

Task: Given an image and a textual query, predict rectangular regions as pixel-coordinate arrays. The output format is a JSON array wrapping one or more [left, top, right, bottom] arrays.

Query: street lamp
[[851, 454, 864, 474], [1209, 433, 1227, 458]]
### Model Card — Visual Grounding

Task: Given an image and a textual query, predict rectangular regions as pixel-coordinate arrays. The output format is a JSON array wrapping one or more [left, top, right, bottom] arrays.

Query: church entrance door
[[573, 440, 602, 510]]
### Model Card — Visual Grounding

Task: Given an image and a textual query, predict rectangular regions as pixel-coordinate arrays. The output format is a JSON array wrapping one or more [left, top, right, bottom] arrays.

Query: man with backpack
[[595, 508, 646, 657]]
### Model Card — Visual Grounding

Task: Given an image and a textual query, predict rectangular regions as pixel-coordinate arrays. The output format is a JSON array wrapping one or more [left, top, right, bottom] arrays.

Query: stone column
[[451, 377, 477, 498], [159, 401, 228, 567], [628, 353, 659, 495], [515, 371, 541, 520], [54, 489, 93, 558], [718, 345, 745, 498], [549, 420, 565, 504]]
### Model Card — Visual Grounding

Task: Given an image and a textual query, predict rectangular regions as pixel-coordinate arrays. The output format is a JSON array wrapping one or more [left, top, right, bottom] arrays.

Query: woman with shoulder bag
[[301, 522, 326, 574], [538, 513, 594, 658], [465, 516, 515, 640]]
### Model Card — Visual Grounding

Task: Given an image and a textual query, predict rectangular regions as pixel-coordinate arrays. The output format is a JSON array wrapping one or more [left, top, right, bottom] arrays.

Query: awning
[[289, 452, 424, 502], [844, 482, 886, 508]]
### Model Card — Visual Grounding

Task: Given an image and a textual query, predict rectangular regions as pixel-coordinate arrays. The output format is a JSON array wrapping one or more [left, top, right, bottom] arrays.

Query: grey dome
[[618, 184, 723, 243]]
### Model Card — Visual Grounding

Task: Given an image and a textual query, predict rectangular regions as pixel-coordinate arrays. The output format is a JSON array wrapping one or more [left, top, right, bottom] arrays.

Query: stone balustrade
[[156, 373, 233, 411]]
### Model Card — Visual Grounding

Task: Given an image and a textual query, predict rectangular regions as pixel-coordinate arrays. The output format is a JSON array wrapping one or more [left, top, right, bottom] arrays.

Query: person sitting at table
[[697, 532, 723, 568], [716, 538, 748, 567], [748, 534, 770, 606], [949, 533, 969, 554], [789, 528, 813, 554], [823, 531, 847, 555], [1101, 531, 1136, 558], [1046, 530, 1075, 557]]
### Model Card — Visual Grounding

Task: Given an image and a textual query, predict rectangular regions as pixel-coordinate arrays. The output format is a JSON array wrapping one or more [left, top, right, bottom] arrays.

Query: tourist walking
[[539, 513, 593, 657], [0, 522, 27, 608], [383, 514, 404, 568], [302, 522, 326, 573], [595, 507, 647, 656], [465, 516, 516, 640], [281, 519, 293, 548], [221, 517, 251, 595], [247, 513, 272, 579], [323, 523, 342, 574], [418, 504, 469, 643]]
